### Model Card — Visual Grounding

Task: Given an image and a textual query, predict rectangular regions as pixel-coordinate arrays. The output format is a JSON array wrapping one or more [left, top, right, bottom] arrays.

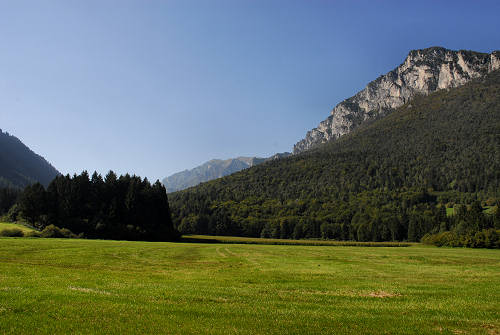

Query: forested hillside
[[169, 70, 500, 243], [0, 130, 59, 188]]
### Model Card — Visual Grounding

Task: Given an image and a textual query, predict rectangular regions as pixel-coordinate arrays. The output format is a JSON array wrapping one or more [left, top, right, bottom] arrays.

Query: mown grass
[[182, 234, 414, 247], [0, 238, 498, 334]]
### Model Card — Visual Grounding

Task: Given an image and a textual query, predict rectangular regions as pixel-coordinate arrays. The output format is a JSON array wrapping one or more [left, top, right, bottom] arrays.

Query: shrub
[[40, 225, 79, 239], [422, 229, 500, 248], [0, 228, 24, 237], [421, 231, 457, 247], [24, 230, 41, 238]]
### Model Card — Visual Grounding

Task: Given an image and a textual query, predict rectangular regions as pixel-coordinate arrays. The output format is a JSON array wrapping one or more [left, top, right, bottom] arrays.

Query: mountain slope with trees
[[0, 129, 60, 188], [169, 70, 500, 243]]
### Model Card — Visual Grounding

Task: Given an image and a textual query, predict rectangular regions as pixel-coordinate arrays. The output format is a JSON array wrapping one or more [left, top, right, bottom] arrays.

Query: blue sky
[[1, 0, 499, 181]]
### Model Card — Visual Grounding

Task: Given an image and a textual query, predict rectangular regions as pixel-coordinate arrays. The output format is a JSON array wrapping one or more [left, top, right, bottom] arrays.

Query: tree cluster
[[18, 171, 178, 241], [422, 202, 500, 248]]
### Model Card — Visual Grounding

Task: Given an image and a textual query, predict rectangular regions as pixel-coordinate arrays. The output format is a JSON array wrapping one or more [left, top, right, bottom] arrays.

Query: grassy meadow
[[0, 237, 499, 334]]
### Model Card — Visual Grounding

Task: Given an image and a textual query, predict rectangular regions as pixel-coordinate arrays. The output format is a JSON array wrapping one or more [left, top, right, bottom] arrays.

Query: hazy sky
[[1, 0, 499, 181]]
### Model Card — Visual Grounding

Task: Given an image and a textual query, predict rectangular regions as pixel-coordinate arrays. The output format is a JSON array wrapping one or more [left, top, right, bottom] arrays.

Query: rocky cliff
[[294, 47, 500, 153]]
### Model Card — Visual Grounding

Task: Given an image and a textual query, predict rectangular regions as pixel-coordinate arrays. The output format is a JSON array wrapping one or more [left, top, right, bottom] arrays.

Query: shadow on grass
[[179, 236, 220, 244]]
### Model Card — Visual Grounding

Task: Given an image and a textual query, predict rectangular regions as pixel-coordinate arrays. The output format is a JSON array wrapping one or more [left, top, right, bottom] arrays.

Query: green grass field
[[0, 237, 499, 334]]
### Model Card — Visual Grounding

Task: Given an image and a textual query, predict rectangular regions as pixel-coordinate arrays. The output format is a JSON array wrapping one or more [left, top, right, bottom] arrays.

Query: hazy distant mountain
[[0, 129, 60, 188], [163, 153, 291, 192], [294, 47, 500, 153]]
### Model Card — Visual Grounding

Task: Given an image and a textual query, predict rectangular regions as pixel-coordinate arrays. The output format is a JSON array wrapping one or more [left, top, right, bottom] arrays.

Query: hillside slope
[[170, 70, 500, 240], [0, 130, 60, 188]]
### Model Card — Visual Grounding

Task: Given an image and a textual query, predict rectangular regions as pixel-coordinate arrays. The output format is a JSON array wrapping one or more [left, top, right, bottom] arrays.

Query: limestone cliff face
[[294, 47, 500, 153]]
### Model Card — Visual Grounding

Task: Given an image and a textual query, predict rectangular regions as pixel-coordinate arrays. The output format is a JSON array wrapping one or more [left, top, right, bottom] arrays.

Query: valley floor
[[0, 238, 498, 334]]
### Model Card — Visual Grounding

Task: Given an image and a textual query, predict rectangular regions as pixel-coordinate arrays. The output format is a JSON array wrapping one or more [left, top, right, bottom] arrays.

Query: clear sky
[[1, 0, 499, 181]]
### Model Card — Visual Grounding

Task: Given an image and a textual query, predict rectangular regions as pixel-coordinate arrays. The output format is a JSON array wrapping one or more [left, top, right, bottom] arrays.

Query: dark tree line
[[0, 187, 21, 216], [172, 188, 499, 244], [18, 171, 178, 241]]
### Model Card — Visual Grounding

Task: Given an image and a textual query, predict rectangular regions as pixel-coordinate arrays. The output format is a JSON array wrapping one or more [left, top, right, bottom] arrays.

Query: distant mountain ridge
[[0, 129, 60, 188], [163, 153, 291, 192], [294, 47, 500, 153]]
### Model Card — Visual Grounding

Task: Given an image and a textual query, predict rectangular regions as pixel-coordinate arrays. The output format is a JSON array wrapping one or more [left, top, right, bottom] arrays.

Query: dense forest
[[11, 171, 178, 241], [0, 129, 60, 188], [169, 70, 500, 245]]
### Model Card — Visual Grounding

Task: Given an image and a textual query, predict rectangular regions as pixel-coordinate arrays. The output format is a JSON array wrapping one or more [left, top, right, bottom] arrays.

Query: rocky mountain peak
[[293, 47, 500, 153]]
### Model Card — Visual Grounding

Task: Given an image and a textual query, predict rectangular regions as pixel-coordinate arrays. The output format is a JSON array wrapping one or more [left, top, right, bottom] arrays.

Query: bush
[[40, 225, 79, 239], [422, 229, 500, 248], [421, 231, 457, 247], [0, 228, 24, 237], [24, 230, 41, 238]]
